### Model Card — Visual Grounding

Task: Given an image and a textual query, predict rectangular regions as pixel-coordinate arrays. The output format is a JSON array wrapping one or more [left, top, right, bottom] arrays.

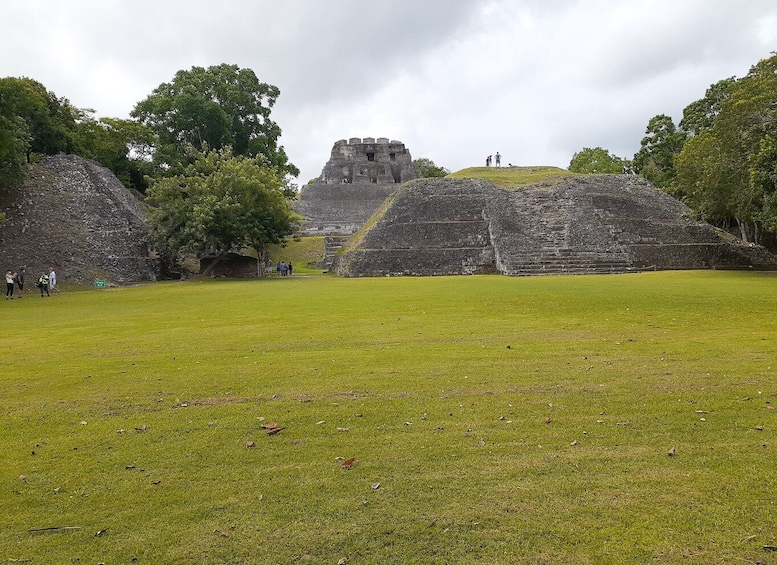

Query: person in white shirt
[[48, 267, 60, 294]]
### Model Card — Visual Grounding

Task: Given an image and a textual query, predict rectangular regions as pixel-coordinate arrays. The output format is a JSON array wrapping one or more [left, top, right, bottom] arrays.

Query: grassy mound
[[447, 165, 576, 189], [265, 236, 325, 272], [2, 272, 776, 563]]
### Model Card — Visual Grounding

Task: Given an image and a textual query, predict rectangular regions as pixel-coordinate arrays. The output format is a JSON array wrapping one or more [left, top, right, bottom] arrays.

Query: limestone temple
[[293, 137, 420, 236]]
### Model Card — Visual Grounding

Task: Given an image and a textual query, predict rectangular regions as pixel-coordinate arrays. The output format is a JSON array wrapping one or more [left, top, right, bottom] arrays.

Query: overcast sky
[[2, 0, 776, 184]]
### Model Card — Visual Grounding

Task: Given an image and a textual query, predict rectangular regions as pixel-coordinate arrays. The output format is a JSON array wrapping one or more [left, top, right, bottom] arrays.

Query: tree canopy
[[413, 157, 450, 177], [672, 53, 777, 242], [145, 148, 300, 272], [0, 77, 80, 189], [632, 114, 687, 188], [132, 64, 298, 178], [568, 147, 628, 174]]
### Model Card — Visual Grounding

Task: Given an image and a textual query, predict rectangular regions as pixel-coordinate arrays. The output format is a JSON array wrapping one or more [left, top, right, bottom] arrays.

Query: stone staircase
[[322, 236, 350, 268], [491, 189, 634, 275]]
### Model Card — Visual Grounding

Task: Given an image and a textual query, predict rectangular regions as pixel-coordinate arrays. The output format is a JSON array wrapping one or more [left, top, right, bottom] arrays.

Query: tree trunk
[[256, 248, 266, 277], [737, 219, 749, 242]]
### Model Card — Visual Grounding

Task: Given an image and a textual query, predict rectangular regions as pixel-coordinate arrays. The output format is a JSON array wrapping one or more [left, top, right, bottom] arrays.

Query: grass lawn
[[447, 166, 576, 189], [1, 271, 776, 564]]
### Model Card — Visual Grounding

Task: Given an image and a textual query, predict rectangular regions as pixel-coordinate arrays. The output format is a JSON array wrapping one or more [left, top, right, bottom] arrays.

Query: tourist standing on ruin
[[48, 267, 60, 293], [495, 152, 501, 167], [5, 270, 16, 299], [16, 267, 25, 298]]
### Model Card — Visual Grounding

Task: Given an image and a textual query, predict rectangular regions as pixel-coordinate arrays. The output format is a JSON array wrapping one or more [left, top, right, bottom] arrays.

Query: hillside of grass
[[265, 236, 325, 272], [447, 165, 576, 189], [2, 272, 776, 564]]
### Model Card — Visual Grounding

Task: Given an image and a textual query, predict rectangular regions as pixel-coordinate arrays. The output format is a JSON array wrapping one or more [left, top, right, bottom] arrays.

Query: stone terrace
[[332, 175, 777, 276]]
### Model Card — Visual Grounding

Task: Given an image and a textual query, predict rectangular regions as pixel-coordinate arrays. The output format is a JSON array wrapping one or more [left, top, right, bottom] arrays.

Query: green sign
[[94, 280, 106, 288]]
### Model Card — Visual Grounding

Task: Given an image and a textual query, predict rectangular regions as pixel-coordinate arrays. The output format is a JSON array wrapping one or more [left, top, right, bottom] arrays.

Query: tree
[[0, 77, 79, 160], [413, 157, 450, 177], [632, 114, 687, 188], [74, 113, 157, 191], [568, 147, 628, 174], [0, 112, 29, 190], [132, 64, 298, 178], [145, 148, 300, 275], [672, 53, 777, 242], [679, 77, 736, 137]]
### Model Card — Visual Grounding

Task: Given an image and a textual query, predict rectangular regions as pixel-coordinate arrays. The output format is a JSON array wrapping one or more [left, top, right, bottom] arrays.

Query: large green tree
[[568, 147, 628, 174], [146, 148, 300, 274], [672, 53, 777, 243], [0, 77, 80, 160], [132, 64, 298, 178], [632, 114, 687, 188], [0, 77, 82, 190]]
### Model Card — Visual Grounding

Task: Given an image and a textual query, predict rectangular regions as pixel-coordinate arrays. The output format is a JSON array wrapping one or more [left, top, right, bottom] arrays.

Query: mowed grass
[[447, 166, 575, 189], [1, 271, 776, 564]]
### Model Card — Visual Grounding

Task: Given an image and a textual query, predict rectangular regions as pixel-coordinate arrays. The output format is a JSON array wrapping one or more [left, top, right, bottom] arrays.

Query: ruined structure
[[332, 175, 777, 276], [293, 138, 420, 238], [0, 154, 160, 284]]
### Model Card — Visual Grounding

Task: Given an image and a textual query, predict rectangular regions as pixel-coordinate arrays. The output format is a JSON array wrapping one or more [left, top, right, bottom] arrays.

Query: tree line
[[569, 52, 777, 244], [0, 64, 300, 273]]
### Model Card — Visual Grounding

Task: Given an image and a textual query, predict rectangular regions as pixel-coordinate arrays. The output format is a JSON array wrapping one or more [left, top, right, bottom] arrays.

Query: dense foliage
[[568, 147, 628, 174], [0, 77, 79, 189], [145, 148, 300, 273], [671, 54, 777, 243], [132, 64, 298, 179], [413, 157, 450, 177]]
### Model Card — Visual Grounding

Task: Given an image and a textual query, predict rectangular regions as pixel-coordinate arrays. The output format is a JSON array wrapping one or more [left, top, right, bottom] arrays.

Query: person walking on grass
[[5, 270, 16, 299], [48, 267, 60, 293], [37, 272, 50, 297], [16, 267, 25, 298]]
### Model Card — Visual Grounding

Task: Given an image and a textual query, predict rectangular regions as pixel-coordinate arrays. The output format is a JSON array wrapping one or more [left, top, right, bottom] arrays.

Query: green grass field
[[447, 166, 575, 189], [2, 272, 776, 564]]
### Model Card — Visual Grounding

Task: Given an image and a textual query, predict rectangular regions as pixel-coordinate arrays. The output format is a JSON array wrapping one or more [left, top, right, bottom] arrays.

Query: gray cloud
[[2, 0, 776, 184]]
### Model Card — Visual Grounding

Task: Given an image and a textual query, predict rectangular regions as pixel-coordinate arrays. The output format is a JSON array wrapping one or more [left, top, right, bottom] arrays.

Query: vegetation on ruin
[[2, 271, 776, 564], [448, 165, 576, 189]]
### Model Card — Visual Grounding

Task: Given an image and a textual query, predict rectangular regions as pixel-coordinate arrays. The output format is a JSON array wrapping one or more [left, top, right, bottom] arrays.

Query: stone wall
[[332, 175, 777, 276], [293, 138, 420, 237], [0, 154, 159, 284]]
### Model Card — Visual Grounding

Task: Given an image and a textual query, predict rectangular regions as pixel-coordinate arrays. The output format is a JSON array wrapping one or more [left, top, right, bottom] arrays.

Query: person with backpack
[[37, 272, 50, 297]]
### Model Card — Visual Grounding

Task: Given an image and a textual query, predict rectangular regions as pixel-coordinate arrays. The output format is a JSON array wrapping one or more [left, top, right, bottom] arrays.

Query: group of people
[[485, 152, 502, 167], [275, 261, 293, 276], [4, 266, 58, 299]]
